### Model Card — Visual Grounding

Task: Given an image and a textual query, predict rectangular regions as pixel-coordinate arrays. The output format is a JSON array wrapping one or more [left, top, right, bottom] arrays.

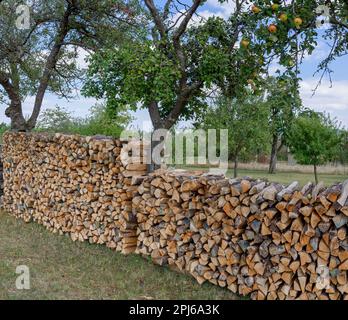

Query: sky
[[2, 0, 348, 129]]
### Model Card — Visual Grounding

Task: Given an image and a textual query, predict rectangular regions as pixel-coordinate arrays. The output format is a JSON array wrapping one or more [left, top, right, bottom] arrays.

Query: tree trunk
[[27, 4, 73, 130], [314, 163, 318, 184], [233, 156, 238, 178], [148, 101, 163, 172], [0, 72, 28, 131], [269, 134, 278, 174], [148, 138, 162, 172], [1, 5, 73, 132], [5, 101, 28, 132]]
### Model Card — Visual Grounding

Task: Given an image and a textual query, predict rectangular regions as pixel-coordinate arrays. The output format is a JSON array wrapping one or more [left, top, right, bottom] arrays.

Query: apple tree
[[195, 91, 270, 178], [82, 0, 273, 130], [288, 109, 342, 184], [0, 0, 138, 131]]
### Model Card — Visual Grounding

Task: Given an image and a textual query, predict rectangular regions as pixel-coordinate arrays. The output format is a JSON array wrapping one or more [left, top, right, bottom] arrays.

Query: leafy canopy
[[196, 91, 270, 162], [82, 2, 269, 127], [37, 103, 131, 137], [288, 110, 342, 166]]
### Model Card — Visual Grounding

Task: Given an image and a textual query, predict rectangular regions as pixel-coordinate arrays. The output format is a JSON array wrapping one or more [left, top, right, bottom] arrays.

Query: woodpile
[[0, 144, 3, 199], [3, 132, 348, 300], [133, 170, 348, 300], [2, 132, 146, 254]]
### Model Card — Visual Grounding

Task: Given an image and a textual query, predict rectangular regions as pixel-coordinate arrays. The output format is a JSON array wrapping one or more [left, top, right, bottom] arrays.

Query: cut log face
[[2, 132, 348, 301]]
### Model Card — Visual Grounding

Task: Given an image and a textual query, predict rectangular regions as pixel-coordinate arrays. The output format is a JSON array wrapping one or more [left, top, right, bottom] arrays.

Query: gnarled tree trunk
[[5, 101, 28, 132]]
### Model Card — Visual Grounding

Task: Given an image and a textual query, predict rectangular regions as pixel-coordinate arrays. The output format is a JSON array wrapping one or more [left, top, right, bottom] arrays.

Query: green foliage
[[337, 129, 348, 165], [1, 1, 79, 101], [288, 110, 343, 182], [0, 0, 140, 99], [82, 8, 269, 127], [82, 0, 348, 135], [83, 41, 182, 118], [0, 0, 140, 130], [0, 122, 10, 143], [194, 16, 268, 98], [36, 106, 75, 133], [266, 76, 302, 143], [36, 104, 131, 138], [249, 0, 348, 79], [73, 103, 132, 137], [196, 92, 270, 163]]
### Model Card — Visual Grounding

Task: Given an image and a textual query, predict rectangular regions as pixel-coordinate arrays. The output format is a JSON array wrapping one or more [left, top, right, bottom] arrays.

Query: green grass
[[227, 169, 347, 186], [0, 211, 239, 300], [176, 165, 347, 186]]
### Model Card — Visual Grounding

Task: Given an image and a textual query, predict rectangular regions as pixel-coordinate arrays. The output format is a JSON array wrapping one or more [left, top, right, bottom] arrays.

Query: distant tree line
[[0, 103, 131, 141], [194, 75, 346, 182]]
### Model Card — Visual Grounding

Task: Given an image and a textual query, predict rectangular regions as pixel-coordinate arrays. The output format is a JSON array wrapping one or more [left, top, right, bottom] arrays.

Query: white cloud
[[195, 9, 225, 21], [171, 0, 238, 29], [205, 0, 237, 19], [300, 79, 348, 111], [302, 40, 330, 62], [300, 78, 348, 127], [76, 48, 90, 69]]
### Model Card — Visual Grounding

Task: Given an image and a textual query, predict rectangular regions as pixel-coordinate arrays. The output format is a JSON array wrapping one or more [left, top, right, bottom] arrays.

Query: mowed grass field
[[177, 166, 347, 186], [0, 211, 239, 300], [228, 169, 347, 186]]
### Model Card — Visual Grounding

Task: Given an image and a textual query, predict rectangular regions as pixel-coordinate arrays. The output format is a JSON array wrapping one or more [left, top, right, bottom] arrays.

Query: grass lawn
[[176, 165, 347, 186], [228, 169, 347, 186], [0, 211, 239, 300]]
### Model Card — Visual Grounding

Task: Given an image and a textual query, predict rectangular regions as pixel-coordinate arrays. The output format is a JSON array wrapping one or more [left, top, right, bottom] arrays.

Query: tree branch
[[0, 71, 20, 102], [144, 0, 167, 39], [163, 0, 173, 20], [164, 80, 202, 129], [173, 0, 203, 41], [27, 2, 74, 129], [148, 101, 163, 129]]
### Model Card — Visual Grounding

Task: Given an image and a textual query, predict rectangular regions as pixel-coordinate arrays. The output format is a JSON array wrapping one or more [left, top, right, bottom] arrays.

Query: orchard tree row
[[195, 81, 346, 183]]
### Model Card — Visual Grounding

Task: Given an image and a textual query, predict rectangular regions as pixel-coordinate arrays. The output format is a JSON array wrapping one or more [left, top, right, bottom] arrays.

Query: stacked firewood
[[134, 170, 348, 300], [0, 144, 3, 199], [118, 139, 149, 253], [1, 132, 145, 254], [3, 132, 348, 300]]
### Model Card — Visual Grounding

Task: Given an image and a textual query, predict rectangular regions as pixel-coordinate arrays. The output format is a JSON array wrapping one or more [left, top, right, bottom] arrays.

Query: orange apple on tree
[[286, 58, 295, 67], [279, 13, 288, 22], [241, 39, 250, 48], [251, 5, 261, 14], [268, 24, 277, 33], [271, 3, 279, 11], [294, 17, 303, 28]]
